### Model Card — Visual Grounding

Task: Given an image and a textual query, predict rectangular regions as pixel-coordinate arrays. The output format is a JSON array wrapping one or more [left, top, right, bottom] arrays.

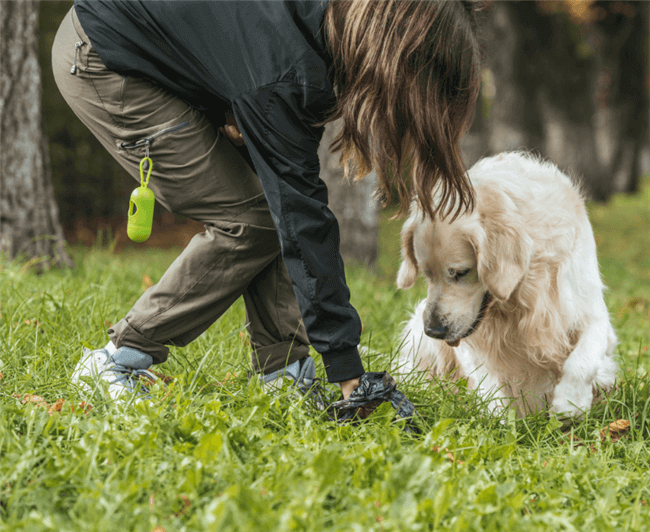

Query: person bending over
[[52, 0, 482, 405]]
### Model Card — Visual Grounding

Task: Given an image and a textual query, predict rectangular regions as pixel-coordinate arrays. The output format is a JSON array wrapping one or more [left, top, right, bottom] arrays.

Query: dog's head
[[397, 183, 533, 345]]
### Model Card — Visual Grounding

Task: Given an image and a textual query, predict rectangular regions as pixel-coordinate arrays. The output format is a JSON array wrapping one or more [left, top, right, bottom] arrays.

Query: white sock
[[104, 341, 117, 355]]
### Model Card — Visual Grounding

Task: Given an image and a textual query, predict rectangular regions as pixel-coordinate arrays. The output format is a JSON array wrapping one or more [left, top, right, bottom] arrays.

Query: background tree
[[319, 120, 379, 265], [40, 0, 154, 246], [472, 0, 649, 199], [35, 1, 649, 262], [0, 0, 72, 268]]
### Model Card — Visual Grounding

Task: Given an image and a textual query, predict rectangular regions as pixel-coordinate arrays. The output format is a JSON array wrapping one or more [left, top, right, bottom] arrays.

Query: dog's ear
[[473, 188, 533, 302], [396, 213, 419, 289]]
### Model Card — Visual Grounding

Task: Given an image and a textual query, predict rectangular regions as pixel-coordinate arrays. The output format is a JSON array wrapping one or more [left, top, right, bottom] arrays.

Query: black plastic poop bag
[[327, 372, 420, 433]]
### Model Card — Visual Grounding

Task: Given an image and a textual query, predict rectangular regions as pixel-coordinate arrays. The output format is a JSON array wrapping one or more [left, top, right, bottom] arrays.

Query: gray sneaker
[[263, 356, 316, 393], [263, 356, 338, 410], [72, 346, 158, 402]]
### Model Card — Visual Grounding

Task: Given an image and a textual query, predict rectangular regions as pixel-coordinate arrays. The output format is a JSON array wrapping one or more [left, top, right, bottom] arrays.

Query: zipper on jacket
[[70, 41, 84, 75], [120, 121, 190, 158]]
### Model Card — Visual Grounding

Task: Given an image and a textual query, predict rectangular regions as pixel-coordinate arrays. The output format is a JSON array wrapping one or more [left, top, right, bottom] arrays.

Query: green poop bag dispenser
[[127, 157, 155, 242]]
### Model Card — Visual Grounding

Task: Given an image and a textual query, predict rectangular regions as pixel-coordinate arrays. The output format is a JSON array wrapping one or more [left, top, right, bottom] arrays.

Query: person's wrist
[[339, 377, 360, 400]]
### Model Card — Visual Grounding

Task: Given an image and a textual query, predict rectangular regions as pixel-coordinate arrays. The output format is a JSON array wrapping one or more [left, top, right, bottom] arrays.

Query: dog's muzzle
[[427, 291, 492, 347]]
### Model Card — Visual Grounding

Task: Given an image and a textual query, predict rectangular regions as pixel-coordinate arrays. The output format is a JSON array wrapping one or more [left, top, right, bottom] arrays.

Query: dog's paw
[[551, 382, 593, 418]]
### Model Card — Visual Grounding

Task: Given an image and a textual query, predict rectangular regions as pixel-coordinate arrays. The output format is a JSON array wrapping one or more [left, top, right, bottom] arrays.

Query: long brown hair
[[323, 0, 483, 220]]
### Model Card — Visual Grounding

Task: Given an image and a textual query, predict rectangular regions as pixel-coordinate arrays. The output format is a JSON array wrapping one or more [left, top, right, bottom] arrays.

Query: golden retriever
[[397, 152, 618, 417]]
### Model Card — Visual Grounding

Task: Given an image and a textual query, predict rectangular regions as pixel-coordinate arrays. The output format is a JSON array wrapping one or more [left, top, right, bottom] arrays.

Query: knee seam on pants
[[134, 241, 238, 331]]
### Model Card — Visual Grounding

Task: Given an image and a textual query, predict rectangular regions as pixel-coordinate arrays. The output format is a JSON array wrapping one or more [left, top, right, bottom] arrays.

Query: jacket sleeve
[[231, 82, 365, 383]]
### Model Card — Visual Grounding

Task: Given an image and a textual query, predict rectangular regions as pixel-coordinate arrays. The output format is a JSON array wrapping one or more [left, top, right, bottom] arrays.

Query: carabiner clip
[[139, 156, 153, 187]]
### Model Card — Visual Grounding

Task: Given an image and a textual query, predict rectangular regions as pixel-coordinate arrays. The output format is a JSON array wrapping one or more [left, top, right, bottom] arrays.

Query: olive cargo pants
[[52, 7, 310, 374]]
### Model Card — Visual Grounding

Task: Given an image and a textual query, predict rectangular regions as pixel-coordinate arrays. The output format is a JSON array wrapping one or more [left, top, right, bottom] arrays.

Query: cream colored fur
[[397, 152, 618, 417]]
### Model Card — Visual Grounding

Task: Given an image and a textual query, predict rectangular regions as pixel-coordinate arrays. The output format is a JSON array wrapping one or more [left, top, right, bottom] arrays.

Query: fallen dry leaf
[[445, 447, 464, 464], [48, 398, 65, 415], [16, 394, 48, 408], [600, 419, 631, 442], [431, 446, 464, 464], [48, 399, 92, 415], [75, 402, 93, 414], [238, 331, 250, 348], [142, 274, 154, 291], [13, 394, 92, 416], [609, 419, 631, 433], [148, 370, 174, 385], [216, 372, 237, 386], [174, 495, 191, 517]]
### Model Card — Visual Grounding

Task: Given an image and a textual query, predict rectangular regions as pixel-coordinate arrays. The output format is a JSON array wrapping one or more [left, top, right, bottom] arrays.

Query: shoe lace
[[104, 363, 158, 393]]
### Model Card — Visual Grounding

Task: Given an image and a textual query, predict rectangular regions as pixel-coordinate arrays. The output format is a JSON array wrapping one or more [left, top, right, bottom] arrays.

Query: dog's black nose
[[425, 325, 447, 339]]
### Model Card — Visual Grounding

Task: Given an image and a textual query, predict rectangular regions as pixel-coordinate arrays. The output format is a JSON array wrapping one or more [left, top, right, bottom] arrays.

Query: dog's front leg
[[552, 318, 614, 418], [455, 346, 509, 414]]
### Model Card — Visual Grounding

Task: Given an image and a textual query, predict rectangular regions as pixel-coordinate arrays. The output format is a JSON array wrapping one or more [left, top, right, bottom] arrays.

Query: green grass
[[1, 180, 649, 531]]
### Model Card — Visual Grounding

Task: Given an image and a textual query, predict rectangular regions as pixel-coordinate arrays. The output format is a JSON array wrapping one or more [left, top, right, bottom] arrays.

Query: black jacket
[[74, 0, 364, 382]]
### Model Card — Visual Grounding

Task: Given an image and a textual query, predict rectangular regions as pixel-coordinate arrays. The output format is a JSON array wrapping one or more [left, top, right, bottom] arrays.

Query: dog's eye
[[449, 268, 470, 280]]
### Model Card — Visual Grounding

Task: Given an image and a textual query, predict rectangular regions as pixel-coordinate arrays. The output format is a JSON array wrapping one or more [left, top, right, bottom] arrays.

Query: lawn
[[0, 179, 649, 531]]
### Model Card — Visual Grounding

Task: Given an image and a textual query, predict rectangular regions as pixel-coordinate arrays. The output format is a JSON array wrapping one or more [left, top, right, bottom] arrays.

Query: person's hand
[[219, 112, 245, 146], [339, 377, 360, 400], [328, 373, 420, 432]]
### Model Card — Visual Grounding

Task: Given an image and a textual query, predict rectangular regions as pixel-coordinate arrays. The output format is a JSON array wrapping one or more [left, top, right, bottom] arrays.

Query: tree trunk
[[482, 2, 546, 155], [592, 0, 649, 194], [318, 120, 379, 265], [531, 0, 648, 200], [476, 1, 648, 201], [0, 0, 72, 269]]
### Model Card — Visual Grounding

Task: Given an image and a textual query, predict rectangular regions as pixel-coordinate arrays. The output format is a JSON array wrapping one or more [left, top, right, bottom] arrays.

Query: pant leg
[[52, 7, 309, 371], [244, 255, 311, 374]]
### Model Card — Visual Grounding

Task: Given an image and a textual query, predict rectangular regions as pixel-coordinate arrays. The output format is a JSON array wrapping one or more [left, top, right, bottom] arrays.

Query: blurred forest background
[[1, 0, 649, 267]]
